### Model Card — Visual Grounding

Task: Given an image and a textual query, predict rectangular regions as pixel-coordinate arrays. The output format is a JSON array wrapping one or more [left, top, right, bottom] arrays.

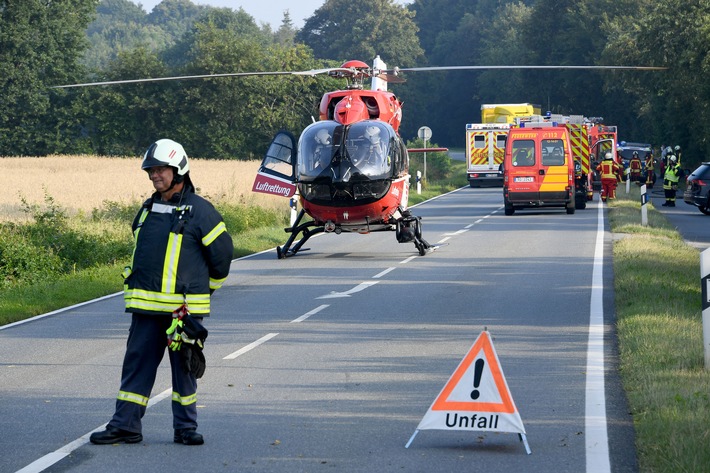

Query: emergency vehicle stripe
[[124, 288, 211, 314], [539, 174, 570, 192], [202, 221, 227, 246], [162, 233, 183, 294], [565, 124, 592, 173], [469, 132, 489, 166], [172, 391, 197, 406], [117, 390, 149, 406]]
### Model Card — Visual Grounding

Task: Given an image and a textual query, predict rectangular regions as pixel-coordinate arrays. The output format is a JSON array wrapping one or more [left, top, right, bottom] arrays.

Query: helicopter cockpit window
[[298, 122, 340, 179], [345, 121, 393, 180], [262, 133, 294, 177], [298, 121, 394, 182]]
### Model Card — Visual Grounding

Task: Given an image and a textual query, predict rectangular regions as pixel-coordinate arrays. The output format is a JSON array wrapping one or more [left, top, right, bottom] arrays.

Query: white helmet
[[364, 125, 381, 144], [670, 155, 677, 163], [604, 152, 612, 160], [315, 129, 331, 145], [142, 139, 190, 176]]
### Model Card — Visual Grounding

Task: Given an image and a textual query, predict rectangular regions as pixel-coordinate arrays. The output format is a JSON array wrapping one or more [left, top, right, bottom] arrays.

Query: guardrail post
[[702, 248, 710, 369], [640, 184, 648, 226]]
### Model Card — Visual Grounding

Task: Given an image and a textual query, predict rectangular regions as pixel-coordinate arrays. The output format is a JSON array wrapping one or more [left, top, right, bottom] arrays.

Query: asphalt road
[[646, 184, 710, 250], [1, 187, 637, 473]]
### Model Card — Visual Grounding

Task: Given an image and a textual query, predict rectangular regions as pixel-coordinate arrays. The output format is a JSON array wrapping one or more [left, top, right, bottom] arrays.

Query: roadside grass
[[609, 185, 710, 472]]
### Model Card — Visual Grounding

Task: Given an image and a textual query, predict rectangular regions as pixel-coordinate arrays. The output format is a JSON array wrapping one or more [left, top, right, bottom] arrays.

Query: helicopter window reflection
[[298, 121, 394, 182], [346, 122, 392, 179], [262, 133, 294, 177], [298, 122, 339, 179]]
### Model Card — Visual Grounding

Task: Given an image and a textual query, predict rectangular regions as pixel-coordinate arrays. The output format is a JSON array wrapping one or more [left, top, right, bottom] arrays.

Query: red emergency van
[[503, 123, 576, 215]]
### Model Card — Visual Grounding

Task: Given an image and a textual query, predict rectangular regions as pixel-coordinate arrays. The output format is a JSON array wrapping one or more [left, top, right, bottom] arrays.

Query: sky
[[130, 0, 411, 29], [130, 0, 324, 28]]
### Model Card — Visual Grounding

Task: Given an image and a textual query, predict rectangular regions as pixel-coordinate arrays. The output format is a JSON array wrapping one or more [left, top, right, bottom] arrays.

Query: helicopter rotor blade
[[385, 64, 668, 75], [51, 67, 350, 89], [51, 63, 667, 89]]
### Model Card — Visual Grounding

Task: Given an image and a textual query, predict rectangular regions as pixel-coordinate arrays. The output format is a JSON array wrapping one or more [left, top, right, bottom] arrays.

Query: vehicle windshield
[[511, 140, 535, 167], [298, 121, 393, 182]]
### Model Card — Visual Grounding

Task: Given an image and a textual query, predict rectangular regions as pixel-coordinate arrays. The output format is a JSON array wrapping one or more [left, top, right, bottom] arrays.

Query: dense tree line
[[0, 0, 706, 165]]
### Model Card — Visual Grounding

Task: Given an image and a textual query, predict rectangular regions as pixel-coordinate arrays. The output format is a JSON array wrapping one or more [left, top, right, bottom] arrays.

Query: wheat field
[[0, 155, 286, 221]]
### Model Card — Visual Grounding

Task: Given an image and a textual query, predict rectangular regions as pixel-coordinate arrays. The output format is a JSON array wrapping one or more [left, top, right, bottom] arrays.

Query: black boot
[[174, 428, 204, 445], [90, 425, 142, 444]]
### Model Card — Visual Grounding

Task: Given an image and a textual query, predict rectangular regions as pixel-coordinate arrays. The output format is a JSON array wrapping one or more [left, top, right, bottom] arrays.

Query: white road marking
[[373, 267, 396, 279], [316, 281, 379, 299], [291, 305, 329, 323], [586, 202, 611, 473], [223, 333, 279, 360]]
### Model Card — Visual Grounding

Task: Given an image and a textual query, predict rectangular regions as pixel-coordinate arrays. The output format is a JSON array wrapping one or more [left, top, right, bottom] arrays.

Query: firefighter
[[674, 145, 682, 165], [644, 152, 655, 189], [662, 154, 683, 207], [90, 139, 234, 446], [629, 151, 642, 183], [596, 152, 621, 202]]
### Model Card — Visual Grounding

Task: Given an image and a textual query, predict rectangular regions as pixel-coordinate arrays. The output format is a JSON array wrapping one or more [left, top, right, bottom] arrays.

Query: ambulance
[[465, 123, 510, 187], [503, 122, 576, 215]]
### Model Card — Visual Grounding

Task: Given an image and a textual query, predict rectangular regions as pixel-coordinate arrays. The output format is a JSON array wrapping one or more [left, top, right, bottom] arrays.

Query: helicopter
[[53, 58, 665, 258], [252, 57, 442, 258]]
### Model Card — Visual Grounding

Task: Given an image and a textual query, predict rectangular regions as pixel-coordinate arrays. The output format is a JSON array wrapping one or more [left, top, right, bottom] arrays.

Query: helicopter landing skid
[[276, 209, 324, 258], [396, 210, 433, 256]]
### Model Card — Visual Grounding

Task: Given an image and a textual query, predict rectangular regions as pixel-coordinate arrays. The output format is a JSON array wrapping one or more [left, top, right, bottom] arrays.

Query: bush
[[0, 224, 64, 288]]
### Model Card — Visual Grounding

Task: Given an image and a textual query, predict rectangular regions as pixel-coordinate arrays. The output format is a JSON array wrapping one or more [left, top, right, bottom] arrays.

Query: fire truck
[[466, 104, 541, 187], [588, 121, 619, 188]]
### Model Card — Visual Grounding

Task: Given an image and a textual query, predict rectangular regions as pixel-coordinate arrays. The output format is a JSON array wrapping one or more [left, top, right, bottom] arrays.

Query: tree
[[296, 0, 424, 67], [274, 10, 297, 47], [0, 0, 99, 156], [603, 0, 710, 161], [162, 9, 331, 158]]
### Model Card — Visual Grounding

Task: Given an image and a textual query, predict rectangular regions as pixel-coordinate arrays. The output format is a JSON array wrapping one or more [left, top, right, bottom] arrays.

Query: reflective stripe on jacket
[[597, 160, 619, 179], [123, 188, 233, 316]]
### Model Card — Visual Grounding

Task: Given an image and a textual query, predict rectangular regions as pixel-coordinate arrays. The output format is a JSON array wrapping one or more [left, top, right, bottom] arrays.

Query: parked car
[[617, 141, 652, 169], [683, 162, 710, 215]]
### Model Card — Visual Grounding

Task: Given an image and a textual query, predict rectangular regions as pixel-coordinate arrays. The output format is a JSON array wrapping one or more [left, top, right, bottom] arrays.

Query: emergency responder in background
[[596, 152, 621, 202], [674, 145, 682, 164], [662, 153, 683, 207], [90, 139, 234, 446], [629, 151, 642, 183], [644, 152, 655, 188]]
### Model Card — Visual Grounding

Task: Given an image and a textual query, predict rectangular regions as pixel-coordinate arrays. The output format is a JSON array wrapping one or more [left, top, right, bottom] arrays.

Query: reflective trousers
[[108, 313, 198, 434], [600, 178, 617, 201]]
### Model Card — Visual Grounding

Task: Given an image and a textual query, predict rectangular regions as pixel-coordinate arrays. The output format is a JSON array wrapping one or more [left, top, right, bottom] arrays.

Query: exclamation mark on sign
[[470, 358, 485, 400]]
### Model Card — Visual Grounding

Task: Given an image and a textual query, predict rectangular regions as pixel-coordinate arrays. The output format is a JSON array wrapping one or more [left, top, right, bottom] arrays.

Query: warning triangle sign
[[409, 331, 529, 451]]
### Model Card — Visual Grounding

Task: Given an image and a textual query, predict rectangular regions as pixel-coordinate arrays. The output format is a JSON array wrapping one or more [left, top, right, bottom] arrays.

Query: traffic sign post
[[702, 249, 710, 369], [418, 126, 432, 182]]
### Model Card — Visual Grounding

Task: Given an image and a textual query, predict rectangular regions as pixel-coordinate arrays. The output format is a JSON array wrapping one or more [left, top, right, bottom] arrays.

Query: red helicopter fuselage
[[253, 59, 432, 256]]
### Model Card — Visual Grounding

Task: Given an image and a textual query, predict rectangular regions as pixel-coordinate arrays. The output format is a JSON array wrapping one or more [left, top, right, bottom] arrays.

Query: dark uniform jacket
[[123, 186, 233, 316]]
